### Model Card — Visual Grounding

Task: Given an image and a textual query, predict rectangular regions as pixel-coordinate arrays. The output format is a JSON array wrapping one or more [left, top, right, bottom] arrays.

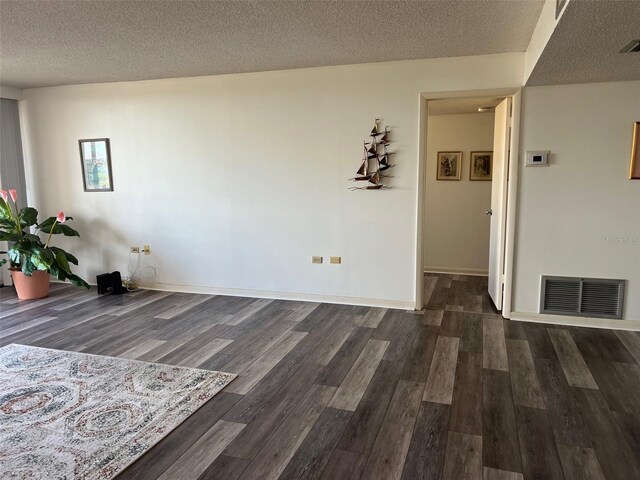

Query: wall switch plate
[[312, 256, 323, 264], [130, 246, 140, 254], [142, 245, 151, 255], [330, 256, 342, 264], [525, 150, 550, 167]]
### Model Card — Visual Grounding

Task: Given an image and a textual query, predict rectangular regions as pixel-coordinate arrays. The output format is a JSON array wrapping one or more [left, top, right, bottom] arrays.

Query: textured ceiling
[[0, 0, 544, 89], [428, 96, 502, 115], [527, 0, 640, 85]]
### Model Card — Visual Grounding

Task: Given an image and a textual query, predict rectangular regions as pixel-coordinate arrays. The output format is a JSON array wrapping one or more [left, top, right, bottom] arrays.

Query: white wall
[[513, 80, 640, 320], [424, 113, 494, 274], [20, 54, 524, 308]]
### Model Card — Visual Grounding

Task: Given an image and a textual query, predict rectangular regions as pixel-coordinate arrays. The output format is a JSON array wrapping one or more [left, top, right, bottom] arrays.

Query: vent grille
[[544, 279, 581, 312], [540, 276, 625, 319], [620, 40, 640, 53]]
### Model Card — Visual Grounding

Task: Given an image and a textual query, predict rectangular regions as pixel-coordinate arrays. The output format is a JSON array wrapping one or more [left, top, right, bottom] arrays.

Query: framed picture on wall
[[436, 151, 462, 180], [470, 151, 493, 181], [79, 138, 113, 191], [630, 122, 640, 180]]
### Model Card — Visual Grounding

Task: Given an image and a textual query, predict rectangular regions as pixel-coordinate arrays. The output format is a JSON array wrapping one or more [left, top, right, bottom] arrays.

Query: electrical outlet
[[330, 256, 342, 264], [312, 256, 323, 264], [130, 246, 140, 254], [142, 245, 151, 255]]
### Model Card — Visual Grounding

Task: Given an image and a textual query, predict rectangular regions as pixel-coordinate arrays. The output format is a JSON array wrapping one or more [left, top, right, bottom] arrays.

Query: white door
[[488, 98, 511, 310]]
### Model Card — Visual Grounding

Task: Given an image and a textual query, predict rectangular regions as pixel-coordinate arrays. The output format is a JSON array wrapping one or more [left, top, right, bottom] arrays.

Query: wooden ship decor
[[350, 118, 394, 190]]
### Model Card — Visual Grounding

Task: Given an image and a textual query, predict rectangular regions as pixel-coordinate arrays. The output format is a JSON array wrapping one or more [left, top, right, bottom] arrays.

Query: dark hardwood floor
[[1, 273, 640, 479]]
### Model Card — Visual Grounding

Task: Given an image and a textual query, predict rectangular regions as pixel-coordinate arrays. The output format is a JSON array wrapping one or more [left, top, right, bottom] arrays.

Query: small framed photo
[[437, 151, 462, 180], [79, 138, 113, 191], [470, 151, 493, 181], [630, 122, 640, 180]]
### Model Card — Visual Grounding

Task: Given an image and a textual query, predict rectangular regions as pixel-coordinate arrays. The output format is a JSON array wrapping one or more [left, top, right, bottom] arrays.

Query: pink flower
[[0, 190, 7, 202], [9, 189, 17, 202], [56, 211, 66, 223]]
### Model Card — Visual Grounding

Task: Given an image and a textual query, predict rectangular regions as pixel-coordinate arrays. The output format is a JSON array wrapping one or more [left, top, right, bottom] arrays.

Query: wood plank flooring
[[1, 273, 640, 479]]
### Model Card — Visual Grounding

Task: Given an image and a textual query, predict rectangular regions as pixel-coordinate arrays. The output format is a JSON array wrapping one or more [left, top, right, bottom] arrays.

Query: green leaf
[[30, 256, 49, 271], [57, 224, 80, 237], [0, 258, 6, 267], [54, 250, 72, 275], [37, 217, 56, 231], [37, 217, 80, 237], [49, 246, 78, 265], [29, 245, 54, 270], [44, 247, 54, 261], [0, 232, 22, 242], [49, 263, 68, 281], [18, 207, 38, 228], [21, 259, 35, 276], [38, 216, 76, 232], [0, 218, 16, 230], [23, 233, 42, 243], [8, 245, 24, 264], [0, 199, 13, 223], [67, 273, 90, 289]]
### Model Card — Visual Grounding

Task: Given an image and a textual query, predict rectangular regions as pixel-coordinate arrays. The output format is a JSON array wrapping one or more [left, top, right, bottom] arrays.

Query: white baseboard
[[424, 266, 488, 276], [510, 311, 640, 331], [141, 281, 416, 311]]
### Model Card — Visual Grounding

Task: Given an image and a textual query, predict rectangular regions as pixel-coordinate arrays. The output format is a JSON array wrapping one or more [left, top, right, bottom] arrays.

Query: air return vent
[[540, 276, 625, 319], [620, 39, 640, 53]]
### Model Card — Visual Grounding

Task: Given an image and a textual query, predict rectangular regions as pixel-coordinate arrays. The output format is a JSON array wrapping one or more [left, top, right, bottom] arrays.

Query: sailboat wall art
[[350, 118, 394, 190]]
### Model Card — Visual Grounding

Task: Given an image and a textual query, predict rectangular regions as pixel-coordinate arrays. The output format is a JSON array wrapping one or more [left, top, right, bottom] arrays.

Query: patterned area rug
[[0, 344, 236, 479]]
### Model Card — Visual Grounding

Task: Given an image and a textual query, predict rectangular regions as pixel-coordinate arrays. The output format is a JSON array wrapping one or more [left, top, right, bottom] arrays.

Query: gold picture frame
[[436, 151, 462, 180], [630, 122, 640, 180], [469, 151, 493, 181]]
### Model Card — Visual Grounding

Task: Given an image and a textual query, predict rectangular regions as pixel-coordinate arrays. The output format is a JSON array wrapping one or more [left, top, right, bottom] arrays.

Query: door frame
[[415, 88, 522, 318]]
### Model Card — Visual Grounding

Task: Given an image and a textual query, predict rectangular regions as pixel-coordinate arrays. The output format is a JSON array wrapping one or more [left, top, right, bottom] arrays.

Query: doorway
[[415, 89, 521, 317]]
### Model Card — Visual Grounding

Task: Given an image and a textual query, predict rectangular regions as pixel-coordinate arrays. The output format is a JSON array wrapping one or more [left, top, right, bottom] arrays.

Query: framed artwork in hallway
[[436, 151, 462, 180], [470, 151, 493, 181]]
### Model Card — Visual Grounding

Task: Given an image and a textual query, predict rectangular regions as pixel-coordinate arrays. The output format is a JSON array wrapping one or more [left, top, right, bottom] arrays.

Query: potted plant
[[0, 188, 89, 299]]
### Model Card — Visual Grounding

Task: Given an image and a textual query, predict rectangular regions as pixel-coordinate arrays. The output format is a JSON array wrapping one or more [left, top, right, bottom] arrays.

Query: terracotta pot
[[11, 270, 51, 300]]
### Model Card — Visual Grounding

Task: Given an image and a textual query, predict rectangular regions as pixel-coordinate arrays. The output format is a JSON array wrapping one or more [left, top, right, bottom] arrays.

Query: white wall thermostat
[[525, 150, 550, 167]]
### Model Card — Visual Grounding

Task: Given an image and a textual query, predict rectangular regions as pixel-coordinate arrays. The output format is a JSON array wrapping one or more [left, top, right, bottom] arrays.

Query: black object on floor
[[96, 271, 128, 295]]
